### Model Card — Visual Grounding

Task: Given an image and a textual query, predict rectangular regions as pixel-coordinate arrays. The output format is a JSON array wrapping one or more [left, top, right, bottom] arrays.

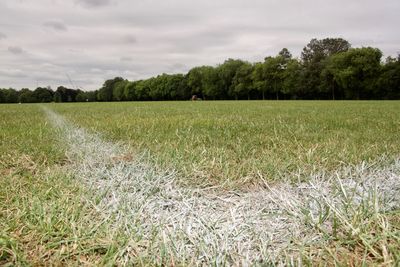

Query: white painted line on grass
[[43, 106, 400, 265]]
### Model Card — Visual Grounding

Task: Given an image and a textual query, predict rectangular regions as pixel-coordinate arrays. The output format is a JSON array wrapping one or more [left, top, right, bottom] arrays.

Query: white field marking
[[44, 107, 400, 265]]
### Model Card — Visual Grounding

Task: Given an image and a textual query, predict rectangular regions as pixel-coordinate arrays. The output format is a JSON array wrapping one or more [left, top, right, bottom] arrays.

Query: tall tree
[[19, 88, 36, 103], [124, 81, 137, 101], [231, 62, 254, 100], [377, 56, 400, 99], [301, 38, 351, 97], [262, 49, 292, 100], [135, 80, 151, 101], [97, 77, 124, 101], [302, 38, 351, 63], [279, 48, 292, 61], [282, 59, 304, 99], [2, 88, 19, 103], [32, 87, 54, 102], [112, 79, 128, 101], [263, 57, 283, 100], [165, 74, 186, 100], [55, 86, 78, 102], [201, 66, 223, 100], [174, 75, 191, 100], [327, 47, 382, 99], [218, 59, 246, 99], [76, 90, 87, 102], [187, 67, 206, 97], [0, 90, 4, 103], [252, 62, 268, 100]]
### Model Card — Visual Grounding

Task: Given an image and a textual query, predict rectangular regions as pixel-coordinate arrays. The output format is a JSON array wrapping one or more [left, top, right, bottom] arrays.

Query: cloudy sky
[[0, 0, 399, 90]]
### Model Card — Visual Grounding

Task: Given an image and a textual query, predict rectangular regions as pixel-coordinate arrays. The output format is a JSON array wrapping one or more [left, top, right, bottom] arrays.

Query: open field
[[1, 101, 400, 265], [51, 101, 400, 187]]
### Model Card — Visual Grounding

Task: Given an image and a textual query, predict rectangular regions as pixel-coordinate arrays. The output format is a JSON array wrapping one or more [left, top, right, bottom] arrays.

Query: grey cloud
[[0, 32, 6, 40], [122, 34, 137, 44], [120, 56, 133, 62], [0, 69, 28, 78], [167, 63, 188, 73], [43, 20, 68, 31], [8, 46, 24, 54], [0, 0, 399, 90], [115, 14, 203, 28], [76, 0, 111, 8]]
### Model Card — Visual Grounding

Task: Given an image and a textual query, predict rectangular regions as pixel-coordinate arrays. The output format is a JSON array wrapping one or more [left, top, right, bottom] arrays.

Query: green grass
[[50, 100, 400, 186], [0, 104, 63, 165], [0, 105, 126, 265], [1, 101, 399, 265]]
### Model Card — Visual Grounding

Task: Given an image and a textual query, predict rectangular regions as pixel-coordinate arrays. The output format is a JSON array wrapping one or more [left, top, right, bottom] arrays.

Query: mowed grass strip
[[0, 105, 126, 265], [51, 100, 400, 186]]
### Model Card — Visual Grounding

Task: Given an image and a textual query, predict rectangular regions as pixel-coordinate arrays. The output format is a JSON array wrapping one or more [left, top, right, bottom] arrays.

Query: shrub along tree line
[[1, 38, 399, 103]]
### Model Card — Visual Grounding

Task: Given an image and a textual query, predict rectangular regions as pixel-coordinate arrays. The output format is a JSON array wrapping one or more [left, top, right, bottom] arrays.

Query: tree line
[[1, 38, 399, 103]]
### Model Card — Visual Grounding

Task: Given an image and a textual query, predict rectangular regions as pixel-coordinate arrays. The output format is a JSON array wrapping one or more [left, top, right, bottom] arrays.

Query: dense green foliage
[[1, 38, 399, 103]]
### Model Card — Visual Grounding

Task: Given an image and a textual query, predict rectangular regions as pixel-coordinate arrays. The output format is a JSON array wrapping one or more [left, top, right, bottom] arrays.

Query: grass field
[[0, 105, 124, 265], [51, 101, 400, 187], [1, 101, 399, 265]]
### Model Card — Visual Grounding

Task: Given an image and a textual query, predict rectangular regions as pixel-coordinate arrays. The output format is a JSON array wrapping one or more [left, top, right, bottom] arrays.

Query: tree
[[2, 88, 19, 103], [199, 66, 222, 100], [264, 57, 282, 100], [218, 59, 246, 99], [124, 81, 137, 101], [252, 62, 268, 100], [76, 90, 96, 102], [302, 38, 351, 63], [55, 86, 79, 102], [187, 67, 206, 98], [32, 87, 53, 102], [97, 77, 124, 101], [279, 48, 292, 61], [282, 59, 304, 99], [112, 79, 128, 101], [19, 88, 35, 103], [135, 80, 150, 101], [326, 47, 382, 99], [146, 76, 162, 100], [151, 74, 176, 100], [174, 75, 191, 100], [54, 90, 62, 102], [262, 49, 293, 100], [86, 91, 97, 102], [165, 74, 186, 100], [377, 56, 400, 99], [301, 38, 351, 97], [0, 89, 5, 103], [231, 62, 254, 100]]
